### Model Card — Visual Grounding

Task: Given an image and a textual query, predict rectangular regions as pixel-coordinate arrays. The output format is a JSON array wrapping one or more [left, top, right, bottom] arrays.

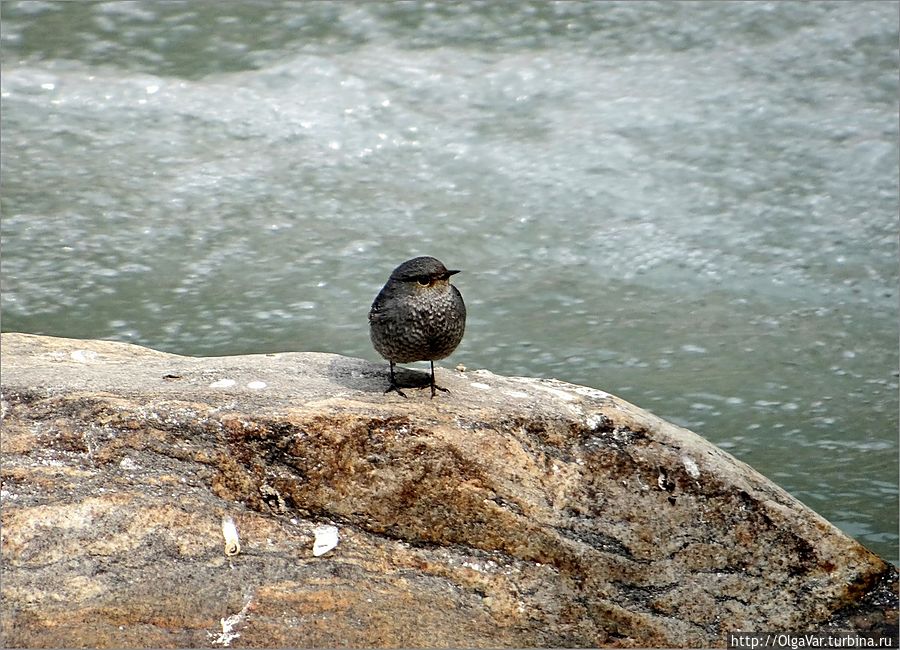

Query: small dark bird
[[369, 256, 466, 398]]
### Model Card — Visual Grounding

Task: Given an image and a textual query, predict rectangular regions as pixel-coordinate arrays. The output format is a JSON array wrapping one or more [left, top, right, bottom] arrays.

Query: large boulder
[[0, 333, 895, 648]]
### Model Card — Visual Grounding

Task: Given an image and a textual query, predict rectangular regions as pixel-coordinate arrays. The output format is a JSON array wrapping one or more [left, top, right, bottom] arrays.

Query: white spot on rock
[[574, 386, 610, 399], [210, 379, 236, 389], [471, 382, 492, 390], [70, 349, 99, 363], [505, 390, 529, 399], [537, 386, 576, 402], [682, 456, 700, 479], [119, 457, 138, 471], [585, 413, 606, 430], [208, 595, 251, 647], [312, 525, 339, 556], [246, 381, 267, 390]]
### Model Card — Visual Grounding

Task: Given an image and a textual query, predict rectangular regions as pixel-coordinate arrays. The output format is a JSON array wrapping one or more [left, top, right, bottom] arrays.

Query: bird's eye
[[417, 277, 431, 286]]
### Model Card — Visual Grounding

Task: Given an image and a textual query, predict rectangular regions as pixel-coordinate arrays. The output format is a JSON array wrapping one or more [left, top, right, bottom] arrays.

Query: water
[[2, 1, 897, 563]]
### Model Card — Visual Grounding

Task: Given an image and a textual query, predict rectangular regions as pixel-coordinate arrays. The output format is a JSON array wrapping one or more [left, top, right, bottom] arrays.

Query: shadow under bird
[[369, 256, 466, 398]]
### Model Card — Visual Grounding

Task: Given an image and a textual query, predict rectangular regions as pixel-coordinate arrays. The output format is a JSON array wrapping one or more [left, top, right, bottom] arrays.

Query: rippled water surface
[[2, 1, 897, 562]]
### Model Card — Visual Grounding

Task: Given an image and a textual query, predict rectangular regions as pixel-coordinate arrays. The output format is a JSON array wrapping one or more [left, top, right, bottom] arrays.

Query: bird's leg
[[384, 361, 407, 398], [428, 360, 450, 398]]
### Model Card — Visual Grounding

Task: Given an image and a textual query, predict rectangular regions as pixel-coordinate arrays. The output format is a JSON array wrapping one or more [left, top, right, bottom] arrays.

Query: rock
[[0, 332, 896, 648]]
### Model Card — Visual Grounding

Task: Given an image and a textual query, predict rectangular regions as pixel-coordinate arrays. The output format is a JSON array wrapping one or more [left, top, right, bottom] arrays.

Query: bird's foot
[[385, 383, 408, 398], [419, 383, 450, 398]]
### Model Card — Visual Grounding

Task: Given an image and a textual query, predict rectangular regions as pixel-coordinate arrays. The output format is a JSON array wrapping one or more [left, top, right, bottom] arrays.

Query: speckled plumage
[[369, 256, 466, 397]]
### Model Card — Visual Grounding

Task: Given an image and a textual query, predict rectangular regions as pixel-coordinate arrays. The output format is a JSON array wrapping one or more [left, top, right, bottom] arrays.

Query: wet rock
[[1, 333, 896, 648]]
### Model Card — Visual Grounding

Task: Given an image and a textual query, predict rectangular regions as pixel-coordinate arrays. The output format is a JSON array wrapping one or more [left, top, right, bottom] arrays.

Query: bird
[[369, 256, 466, 398]]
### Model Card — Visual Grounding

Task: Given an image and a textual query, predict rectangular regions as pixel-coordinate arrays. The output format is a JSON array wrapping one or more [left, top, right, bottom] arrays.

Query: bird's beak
[[446, 270, 461, 277]]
